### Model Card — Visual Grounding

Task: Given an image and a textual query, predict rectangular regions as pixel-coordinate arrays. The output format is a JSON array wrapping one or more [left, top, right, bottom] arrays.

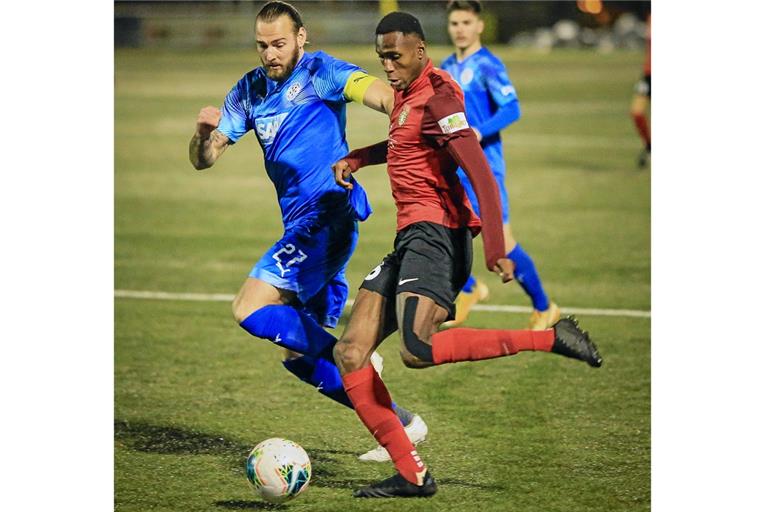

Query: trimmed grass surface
[[115, 46, 650, 511]]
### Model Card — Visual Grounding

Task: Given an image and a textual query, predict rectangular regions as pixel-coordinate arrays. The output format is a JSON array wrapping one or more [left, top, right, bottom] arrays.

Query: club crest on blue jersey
[[286, 81, 303, 101], [460, 67, 474, 85]]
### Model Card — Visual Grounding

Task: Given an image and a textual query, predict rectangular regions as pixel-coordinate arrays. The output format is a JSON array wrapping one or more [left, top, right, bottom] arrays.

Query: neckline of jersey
[[402, 58, 435, 97], [453, 45, 485, 65]]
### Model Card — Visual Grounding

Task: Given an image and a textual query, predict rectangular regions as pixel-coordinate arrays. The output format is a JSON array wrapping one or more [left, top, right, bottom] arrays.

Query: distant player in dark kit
[[188, 0, 427, 461], [440, 0, 559, 329], [331, 12, 603, 498]]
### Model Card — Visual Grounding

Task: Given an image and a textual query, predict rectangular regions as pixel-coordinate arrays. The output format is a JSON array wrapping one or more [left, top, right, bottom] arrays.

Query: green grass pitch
[[115, 45, 650, 511]]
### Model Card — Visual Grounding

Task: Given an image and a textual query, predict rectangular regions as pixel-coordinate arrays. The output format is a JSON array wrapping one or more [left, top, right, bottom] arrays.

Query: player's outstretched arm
[[332, 140, 389, 190], [423, 96, 510, 281], [444, 135, 511, 282], [361, 79, 395, 115], [189, 106, 230, 170], [474, 100, 521, 142], [343, 72, 394, 115]]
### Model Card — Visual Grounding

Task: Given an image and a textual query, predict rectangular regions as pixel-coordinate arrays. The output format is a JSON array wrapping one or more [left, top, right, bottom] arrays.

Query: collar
[[454, 45, 484, 65]]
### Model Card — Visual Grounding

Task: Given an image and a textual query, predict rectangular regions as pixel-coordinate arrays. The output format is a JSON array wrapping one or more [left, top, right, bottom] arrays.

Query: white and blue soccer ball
[[245, 438, 312, 503]]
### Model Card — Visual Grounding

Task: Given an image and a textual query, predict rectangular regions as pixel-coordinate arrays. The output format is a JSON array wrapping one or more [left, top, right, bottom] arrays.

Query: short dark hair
[[446, 1, 483, 15], [256, 1, 304, 33], [375, 11, 426, 41]]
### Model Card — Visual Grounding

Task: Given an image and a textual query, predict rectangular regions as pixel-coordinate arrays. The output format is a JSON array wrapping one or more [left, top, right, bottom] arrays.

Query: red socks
[[431, 327, 555, 365], [342, 366, 426, 485], [632, 112, 651, 149]]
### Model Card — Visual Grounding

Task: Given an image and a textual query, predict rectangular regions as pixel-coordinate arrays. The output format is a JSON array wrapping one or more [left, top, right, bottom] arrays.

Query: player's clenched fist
[[494, 258, 514, 283], [332, 159, 354, 191], [196, 106, 221, 136]]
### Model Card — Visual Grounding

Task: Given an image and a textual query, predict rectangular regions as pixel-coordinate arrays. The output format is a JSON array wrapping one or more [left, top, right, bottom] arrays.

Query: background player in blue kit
[[440, 0, 559, 330], [188, 0, 426, 460]]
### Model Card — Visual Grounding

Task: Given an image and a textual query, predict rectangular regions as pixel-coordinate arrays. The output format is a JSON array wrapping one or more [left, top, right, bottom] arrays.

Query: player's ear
[[478, 19, 485, 35], [297, 26, 307, 48]]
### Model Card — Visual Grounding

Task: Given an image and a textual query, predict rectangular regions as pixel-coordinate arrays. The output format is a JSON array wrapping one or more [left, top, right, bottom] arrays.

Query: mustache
[[261, 46, 300, 81]]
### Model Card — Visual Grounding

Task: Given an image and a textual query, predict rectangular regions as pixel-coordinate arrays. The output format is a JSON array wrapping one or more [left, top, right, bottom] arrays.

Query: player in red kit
[[331, 12, 603, 498], [631, 12, 651, 168]]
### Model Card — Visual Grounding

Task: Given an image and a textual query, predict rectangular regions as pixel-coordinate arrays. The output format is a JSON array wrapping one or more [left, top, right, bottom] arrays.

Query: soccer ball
[[245, 438, 312, 503]]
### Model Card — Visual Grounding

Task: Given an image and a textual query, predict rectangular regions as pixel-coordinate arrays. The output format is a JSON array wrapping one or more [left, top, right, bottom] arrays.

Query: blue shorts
[[457, 143, 509, 224], [249, 215, 358, 328]]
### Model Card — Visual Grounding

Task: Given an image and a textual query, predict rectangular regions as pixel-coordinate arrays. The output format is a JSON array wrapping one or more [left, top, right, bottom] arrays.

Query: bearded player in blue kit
[[188, 1, 426, 460], [440, 1, 559, 329]]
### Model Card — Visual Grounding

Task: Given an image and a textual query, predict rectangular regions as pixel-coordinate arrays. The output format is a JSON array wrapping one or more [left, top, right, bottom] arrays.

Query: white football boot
[[358, 415, 428, 462], [359, 352, 429, 462]]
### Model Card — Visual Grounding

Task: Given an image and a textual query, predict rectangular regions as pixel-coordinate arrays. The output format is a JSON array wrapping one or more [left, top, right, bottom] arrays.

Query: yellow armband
[[343, 71, 378, 104]]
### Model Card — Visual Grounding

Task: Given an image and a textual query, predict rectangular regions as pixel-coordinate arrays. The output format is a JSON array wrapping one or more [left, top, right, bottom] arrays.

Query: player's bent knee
[[232, 298, 258, 324], [232, 299, 270, 324], [333, 339, 367, 374]]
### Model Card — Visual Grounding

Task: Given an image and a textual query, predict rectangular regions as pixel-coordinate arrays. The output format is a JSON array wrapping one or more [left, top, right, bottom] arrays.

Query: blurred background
[[116, 0, 650, 50]]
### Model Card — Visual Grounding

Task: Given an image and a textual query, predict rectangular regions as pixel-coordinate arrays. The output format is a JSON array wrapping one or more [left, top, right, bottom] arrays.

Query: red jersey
[[385, 60, 481, 234], [344, 60, 506, 270]]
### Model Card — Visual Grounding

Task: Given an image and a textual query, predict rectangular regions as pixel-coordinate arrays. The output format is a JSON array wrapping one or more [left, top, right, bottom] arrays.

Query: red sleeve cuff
[[345, 140, 388, 172]]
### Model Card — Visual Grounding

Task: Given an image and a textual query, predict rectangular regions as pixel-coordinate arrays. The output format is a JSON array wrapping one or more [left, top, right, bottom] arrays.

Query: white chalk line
[[115, 289, 650, 319]]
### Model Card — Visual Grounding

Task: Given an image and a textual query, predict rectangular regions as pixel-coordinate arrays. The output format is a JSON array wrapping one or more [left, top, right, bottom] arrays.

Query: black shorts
[[634, 74, 651, 98], [360, 221, 473, 320]]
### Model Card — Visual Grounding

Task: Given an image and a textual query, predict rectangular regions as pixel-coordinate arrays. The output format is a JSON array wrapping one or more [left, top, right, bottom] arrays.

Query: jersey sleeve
[[217, 79, 250, 144], [423, 94, 506, 269], [312, 53, 363, 103], [483, 61, 518, 108], [422, 93, 474, 147], [474, 59, 521, 139], [342, 71, 379, 104]]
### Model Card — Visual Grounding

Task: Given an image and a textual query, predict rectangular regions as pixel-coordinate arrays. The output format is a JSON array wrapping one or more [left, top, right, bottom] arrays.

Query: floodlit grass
[[115, 45, 649, 511]]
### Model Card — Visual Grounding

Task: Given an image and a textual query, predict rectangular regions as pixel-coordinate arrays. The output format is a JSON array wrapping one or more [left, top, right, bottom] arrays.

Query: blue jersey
[[218, 50, 372, 230], [440, 47, 519, 172], [441, 47, 520, 221]]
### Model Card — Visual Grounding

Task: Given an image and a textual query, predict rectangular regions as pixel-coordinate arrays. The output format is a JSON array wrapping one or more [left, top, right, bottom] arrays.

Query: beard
[[264, 45, 301, 82]]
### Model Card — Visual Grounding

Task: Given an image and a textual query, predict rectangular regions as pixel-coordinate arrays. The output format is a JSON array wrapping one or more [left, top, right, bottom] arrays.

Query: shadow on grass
[[115, 420, 493, 494], [115, 421, 384, 490], [114, 419, 251, 456], [214, 500, 287, 510]]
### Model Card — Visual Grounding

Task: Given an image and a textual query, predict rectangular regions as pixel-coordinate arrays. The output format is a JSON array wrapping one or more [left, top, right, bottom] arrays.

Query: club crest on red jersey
[[398, 104, 411, 126]]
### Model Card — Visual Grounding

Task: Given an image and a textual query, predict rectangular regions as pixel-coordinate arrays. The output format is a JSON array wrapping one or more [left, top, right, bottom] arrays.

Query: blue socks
[[283, 355, 353, 408], [462, 245, 549, 311], [239, 305, 337, 357], [241, 305, 412, 425], [507, 244, 549, 311]]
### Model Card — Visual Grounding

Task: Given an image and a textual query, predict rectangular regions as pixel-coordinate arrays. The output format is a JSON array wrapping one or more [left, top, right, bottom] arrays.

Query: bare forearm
[[189, 129, 228, 170]]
